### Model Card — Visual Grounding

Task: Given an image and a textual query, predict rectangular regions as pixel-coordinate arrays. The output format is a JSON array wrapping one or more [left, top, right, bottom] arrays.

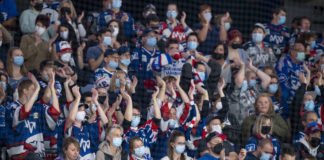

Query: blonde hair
[[59, 0, 77, 18], [252, 114, 273, 136], [6, 47, 27, 77], [255, 93, 274, 114]]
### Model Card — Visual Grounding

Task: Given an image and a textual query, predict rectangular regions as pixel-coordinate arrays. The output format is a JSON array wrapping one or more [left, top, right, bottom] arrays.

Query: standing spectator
[[6, 47, 28, 90], [198, 132, 226, 160], [97, 0, 135, 38], [19, 0, 44, 34], [161, 3, 192, 46], [52, 23, 78, 55], [20, 14, 52, 71], [242, 23, 276, 68], [276, 41, 306, 119], [0, 0, 18, 29], [194, 4, 229, 55], [263, 7, 290, 57]]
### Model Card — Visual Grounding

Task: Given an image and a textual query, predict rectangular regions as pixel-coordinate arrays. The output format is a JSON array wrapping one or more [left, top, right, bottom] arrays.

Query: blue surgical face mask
[[249, 79, 257, 88], [134, 146, 145, 157], [304, 100, 315, 111], [115, 78, 121, 87], [224, 22, 231, 31], [167, 10, 178, 18], [108, 60, 118, 69], [278, 16, 286, 25], [103, 36, 112, 47], [120, 59, 131, 66], [310, 41, 316, 49], [315, 85, 321, 96], [175, 144, 186, 154], [13, 56, 24, 66], [146, 37, 157, 47], [252, 32, 264, 43], [131, 116, 141, 127], [187, 41, 198, 50], [198, 71, 206, 81], [260, 152, 272, 160], [112, 0, 122, 9], [241, 80, 248, 92], [296, 52, 305, 62], [112, 137, 122, 147], [268, 84, 278, 94]]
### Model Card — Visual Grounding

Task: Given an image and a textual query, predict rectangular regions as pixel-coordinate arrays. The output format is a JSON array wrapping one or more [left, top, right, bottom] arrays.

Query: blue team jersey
[[264, 23, 290, 56], [245, 136, 281, 160], [66, 121, 101, 160], [94, 67, 114, 88], [314, 43, 324, 56]]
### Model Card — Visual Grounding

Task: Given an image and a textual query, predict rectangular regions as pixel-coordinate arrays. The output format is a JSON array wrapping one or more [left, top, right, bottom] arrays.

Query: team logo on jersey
[[25, 120, 36, 133], [33, 113, 39, 119], [80, 138, 91, 152]]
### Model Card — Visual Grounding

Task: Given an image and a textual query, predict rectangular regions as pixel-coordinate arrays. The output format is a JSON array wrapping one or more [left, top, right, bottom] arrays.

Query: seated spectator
[[245, 114, 281, 159], [19, 0, 44, 34], [97, 0, 135, 38], [52, 23, 78, 55], [129, 136, 152, 160], [241, 94, 289, 145], [245, 139, 274, 160], [55, 137, 80, 160], [198, 132, 227, 160], [242, 23, 276, 68], [20, 14, 52, 71], [280, 145, 296, 160], [96, 124, 127, 160], [295, 122, 324, 159], [267, 75, 283, 115]]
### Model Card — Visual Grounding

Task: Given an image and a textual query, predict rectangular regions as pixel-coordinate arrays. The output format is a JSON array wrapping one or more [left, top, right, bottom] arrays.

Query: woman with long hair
[[161, 131, 192, 160]]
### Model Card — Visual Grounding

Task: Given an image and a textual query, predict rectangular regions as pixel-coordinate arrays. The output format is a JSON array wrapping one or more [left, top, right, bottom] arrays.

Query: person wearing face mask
[[263, 7, 290, 57], [198, 132, 227, 160], [94, 48, 119, 88], [267, 75, 283, 115], [19, 0, 44, 34], [6, 47, 29, 91], [53, 23, 78, 56], [295, 122, 324, 159], [96, 124, 128, 160], [242, 23, 276, 68], [241, 94, 289, 146], [184, 32, 210, 64], [245, 115, 281, 159], [20, 14, 52, 71], [122, 87, 161, 154], [65, 87, 108, 160], [161, 3, 193, 45], [275, 41, 306, 119], [293, 112, 322, 145], [194, 4, 230, 55], [150, 77, 199, 159], [56, 41, 76, 67], [227, 29, 246, 63], [38, 60, 62, 105], [108, 19, 126, 46], [129, 137, 153, 160], [289, 17, 312, 47], [86, 28, 115, 71], [161, 131, 193, 160], [245, 139, 274, 160], [133, 4, 158, 39], [7, 73, 61, 159], [97, 0, 135, 38]]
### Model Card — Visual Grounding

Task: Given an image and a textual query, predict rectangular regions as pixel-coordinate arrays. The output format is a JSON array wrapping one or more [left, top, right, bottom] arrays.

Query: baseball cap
[[104, 48, 119, 57], [305, 121, 322, 135], [56, 41, 72, 55], [205, 131, 227, 143]]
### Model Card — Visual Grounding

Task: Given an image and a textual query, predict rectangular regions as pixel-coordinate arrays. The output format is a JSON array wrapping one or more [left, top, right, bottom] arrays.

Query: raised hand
[[156, 76, 165, 87], [71, 85, 81, 98], [152, 86, 160, 99], [28, 72, 40, 89], [218, 78, 225, 90], [77, 11, 85, 24], [180, 11, 187, 25], [299, 73, 308, 85], [91, 88, 99, 103], [221, 12, 230, 24], [188, 81, 195, 100]]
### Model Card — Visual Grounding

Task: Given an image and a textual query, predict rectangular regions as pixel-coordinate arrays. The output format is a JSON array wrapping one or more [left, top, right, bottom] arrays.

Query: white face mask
[[60, 31, 69, 39], [35, 26, 46, 35], [112, 27, 119, 37], [215, 101, 223, 111], [76, 111, 86, 121], [0, 41, 3, 47], [61, 53, 71, 63], [211, 124, 222, 134]]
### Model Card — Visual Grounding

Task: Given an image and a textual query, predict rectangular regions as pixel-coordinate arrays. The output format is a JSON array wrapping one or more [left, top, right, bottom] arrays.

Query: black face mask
[[61, 7, 71, 16], [261, 126, 271, 135], [310, 137, 321, 147], [231, 43, 242, 49], [212, 53, 225, 60], [34, 2, 43, 12], [98, 96, 107, 104], [213, 143, 223, 155]]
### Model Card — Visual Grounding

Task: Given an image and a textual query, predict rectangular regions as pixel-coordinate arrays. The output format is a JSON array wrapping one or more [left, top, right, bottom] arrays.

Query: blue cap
[[104, 48, 119, 57], [118, 46, 130, 55]]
